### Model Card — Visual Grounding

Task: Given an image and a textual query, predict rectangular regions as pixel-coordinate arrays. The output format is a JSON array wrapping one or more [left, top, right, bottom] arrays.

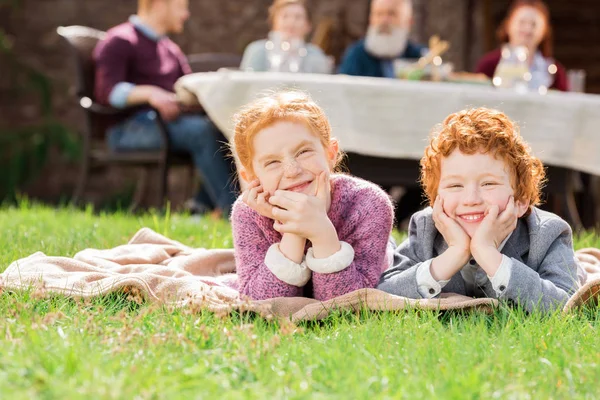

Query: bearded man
[[339, 0, 425, 77]]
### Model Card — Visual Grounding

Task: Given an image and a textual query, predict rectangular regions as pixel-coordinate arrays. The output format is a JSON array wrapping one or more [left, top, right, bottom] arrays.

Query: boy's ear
[[516, 199, 530, 218], [327, 138, 339, 168]]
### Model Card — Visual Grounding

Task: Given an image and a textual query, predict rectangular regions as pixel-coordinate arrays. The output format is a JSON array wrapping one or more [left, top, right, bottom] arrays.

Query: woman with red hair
[[475, 0, 568, 91]]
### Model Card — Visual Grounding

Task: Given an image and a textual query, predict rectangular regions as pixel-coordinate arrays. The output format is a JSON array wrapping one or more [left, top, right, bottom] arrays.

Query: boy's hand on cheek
[[432, 196, 471, 254], [430, 196, 471, 280], [470, 197, 519, 275], [242, 180, 276, 220]]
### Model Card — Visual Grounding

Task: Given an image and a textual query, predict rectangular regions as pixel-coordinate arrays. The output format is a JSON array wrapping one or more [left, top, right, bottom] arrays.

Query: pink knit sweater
[[231, 174, 394, 301]]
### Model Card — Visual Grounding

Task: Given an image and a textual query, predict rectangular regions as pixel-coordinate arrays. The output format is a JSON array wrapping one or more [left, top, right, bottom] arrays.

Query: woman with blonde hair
[[240, 0, 331, 73]]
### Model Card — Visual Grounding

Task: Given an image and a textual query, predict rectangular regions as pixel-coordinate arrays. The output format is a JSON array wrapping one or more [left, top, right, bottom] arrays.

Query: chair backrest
[[56, 25, 106, 99], [186, 52, 242, 73], [57, 26, 122, 141]]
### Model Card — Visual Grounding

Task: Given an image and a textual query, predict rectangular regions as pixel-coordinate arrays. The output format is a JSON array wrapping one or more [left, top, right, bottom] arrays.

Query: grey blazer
[[378, 207, 586, 313]]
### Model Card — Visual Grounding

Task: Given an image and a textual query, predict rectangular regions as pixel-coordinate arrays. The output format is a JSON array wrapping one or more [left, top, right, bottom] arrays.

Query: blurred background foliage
[[0, 0, 80, 201]]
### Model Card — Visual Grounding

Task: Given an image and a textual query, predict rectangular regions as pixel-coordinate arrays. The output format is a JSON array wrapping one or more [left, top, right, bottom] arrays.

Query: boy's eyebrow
[[440, 172, 505, 181], [477, 172, 506, 180]]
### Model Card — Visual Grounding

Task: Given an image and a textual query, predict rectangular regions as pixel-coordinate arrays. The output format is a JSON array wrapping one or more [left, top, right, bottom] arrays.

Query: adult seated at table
[[338, 0, 426, 226], [338, 0, 426, 78], [240, 0, 331, 74], [475, 0, 568, 92], [94, 0, 237, 216]]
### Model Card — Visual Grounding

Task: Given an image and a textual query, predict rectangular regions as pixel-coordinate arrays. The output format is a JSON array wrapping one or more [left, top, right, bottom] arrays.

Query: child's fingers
[[273, 220, 296, 234], [432, 196, 444, 225], [433, 196, 451, 225], [498, 196, 515, 219], [242, 189, 250, 204], [315, 172, 330, 203], [257, 192, 272, 212], [257, 191, 269, 205], [271, 206, 294, 222], [432, 195, 442, 216], [273, 189, 305, 202], [485, 205, 500, 220], [498, 197, 518, 231], [268, 194, 294, 210], [248, 185, 261, 201], [243, 185, 265, 211]]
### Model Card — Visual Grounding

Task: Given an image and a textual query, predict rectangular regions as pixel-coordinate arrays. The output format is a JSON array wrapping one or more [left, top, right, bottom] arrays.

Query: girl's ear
[[239, 168, 253, 183], [327, 138, 340, 169]]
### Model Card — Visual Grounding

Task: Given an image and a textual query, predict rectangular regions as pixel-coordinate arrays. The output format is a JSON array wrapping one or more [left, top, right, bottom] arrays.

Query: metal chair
[[56, 25, 193, 210]]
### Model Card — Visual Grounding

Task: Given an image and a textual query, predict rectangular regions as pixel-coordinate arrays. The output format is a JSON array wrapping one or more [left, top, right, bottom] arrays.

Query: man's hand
[[148, 87, 181, 121]]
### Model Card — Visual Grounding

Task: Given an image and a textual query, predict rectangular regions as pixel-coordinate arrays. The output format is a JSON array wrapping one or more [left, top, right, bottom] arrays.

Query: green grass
[[1, 203, 600, 399]]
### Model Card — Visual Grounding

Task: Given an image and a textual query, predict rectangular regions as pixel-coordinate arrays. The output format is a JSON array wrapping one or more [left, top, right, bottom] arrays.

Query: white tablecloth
[[175, 71, 600, 175]]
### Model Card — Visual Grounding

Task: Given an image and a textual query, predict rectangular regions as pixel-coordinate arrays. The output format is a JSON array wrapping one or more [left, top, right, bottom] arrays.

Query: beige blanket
[[1, 228, 599, 321]]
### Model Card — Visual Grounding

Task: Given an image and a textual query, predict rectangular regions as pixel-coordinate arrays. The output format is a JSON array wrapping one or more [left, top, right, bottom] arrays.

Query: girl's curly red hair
[[420, 107, 545, 216]]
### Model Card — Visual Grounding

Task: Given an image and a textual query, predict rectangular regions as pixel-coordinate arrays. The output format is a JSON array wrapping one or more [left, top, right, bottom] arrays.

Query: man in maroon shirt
[[94, 0, 236, 216]]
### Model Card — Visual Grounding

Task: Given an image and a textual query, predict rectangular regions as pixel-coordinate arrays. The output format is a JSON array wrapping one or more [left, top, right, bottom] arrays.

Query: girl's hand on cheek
[[242, 179, 276, 219], [432, 195, 471, 253], [268, 172, 335, 242]]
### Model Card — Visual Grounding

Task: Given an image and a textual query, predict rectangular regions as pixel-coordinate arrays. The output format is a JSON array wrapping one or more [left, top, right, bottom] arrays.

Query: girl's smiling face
[[241, 120, 338, 196], [437, 149, 529, 237]]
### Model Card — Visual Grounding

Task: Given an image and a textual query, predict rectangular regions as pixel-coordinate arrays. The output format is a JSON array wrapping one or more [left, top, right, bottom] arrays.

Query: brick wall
[[1, 0, 596, 206]]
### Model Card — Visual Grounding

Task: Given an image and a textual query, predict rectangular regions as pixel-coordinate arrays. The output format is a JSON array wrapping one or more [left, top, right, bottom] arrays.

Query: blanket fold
[[2, 228, 599, 321]]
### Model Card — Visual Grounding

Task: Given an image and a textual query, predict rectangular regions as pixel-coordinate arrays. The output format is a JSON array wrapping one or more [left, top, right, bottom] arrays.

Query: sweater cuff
[[305, 241, 354, 274], [488, 255, 511, 297], [416, 260, 450, 298], [108, 82, 135, 109], [264, 243, 311, 287]]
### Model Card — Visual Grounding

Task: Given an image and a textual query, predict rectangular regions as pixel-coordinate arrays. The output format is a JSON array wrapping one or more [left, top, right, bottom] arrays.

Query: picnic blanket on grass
[[1, 228, 599, 321]]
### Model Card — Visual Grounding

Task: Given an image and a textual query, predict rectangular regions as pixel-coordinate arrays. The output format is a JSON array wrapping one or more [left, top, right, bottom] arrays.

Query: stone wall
[[0, 0, 470, 206]]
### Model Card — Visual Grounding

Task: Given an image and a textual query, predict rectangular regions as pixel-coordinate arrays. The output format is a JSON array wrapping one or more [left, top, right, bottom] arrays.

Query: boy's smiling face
[[437, 149, 529, 238]]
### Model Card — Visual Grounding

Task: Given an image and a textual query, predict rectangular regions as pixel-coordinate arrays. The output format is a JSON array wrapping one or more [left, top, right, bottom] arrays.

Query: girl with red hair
[[476, 0, 568, 92]]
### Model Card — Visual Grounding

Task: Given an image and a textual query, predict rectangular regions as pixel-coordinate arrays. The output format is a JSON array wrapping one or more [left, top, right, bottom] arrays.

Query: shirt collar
[[129, 15, 163, 42], [498, 231, 512, 252]]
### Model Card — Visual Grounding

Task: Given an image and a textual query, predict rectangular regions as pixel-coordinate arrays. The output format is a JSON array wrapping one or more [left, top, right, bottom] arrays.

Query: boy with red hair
[[378, 107, 585, 313]]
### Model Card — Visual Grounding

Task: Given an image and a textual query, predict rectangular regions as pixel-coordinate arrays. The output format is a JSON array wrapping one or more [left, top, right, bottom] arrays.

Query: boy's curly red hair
[[420, 107, 545, 216]]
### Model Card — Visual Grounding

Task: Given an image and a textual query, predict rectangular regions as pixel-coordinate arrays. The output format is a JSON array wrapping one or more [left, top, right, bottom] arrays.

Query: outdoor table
[[175, 71, 600, 229]]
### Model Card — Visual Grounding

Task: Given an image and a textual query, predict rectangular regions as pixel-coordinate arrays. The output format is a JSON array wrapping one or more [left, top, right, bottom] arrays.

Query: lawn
[[1, 203, 600, 399]]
